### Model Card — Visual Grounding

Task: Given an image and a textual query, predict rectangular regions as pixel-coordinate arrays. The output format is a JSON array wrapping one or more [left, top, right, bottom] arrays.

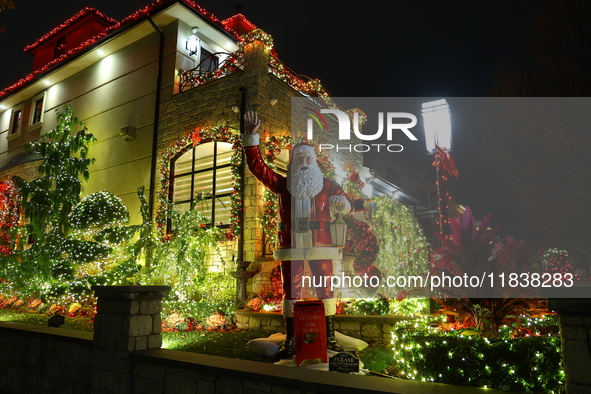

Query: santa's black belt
[[279, 220, 329, 232]]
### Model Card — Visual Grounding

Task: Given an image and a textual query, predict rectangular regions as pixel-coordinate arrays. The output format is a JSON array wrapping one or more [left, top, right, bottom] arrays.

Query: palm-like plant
[[431, 207, 498, 280], [432, 208, 549, 337]]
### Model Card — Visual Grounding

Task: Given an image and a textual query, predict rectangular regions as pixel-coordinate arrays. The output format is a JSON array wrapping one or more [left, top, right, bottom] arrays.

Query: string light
[[371, 195, 432, 284], [23, 8, 117, 52], [220, 13, 258, 32], [390, 318, 564, 392], [0, 180, 21, 257]]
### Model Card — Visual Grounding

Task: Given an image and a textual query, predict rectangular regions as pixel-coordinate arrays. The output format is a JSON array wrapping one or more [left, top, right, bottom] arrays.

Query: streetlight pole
[[421, 99, 457, 241]]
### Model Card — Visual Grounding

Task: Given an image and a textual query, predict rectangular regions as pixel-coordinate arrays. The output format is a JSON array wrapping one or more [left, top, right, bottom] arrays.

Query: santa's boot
[[278, 317, 295, 359], [326, 315, 342, 352]]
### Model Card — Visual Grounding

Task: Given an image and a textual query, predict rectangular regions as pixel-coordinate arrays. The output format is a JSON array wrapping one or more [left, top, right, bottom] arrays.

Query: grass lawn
[[0, 308, 397, 374], [0, 308, 94, 331], [162, 330, 274, 361]]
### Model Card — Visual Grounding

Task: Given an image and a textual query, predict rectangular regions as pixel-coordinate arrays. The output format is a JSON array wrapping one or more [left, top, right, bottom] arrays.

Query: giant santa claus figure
[[242, 112, 351, 358]]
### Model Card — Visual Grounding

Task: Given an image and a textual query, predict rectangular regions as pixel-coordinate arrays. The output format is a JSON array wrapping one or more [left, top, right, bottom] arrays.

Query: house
[[0, 0, 436, 281]]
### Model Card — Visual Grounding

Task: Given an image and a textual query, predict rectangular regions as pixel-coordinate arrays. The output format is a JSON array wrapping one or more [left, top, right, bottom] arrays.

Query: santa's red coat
[[244, 145, 348, 249]]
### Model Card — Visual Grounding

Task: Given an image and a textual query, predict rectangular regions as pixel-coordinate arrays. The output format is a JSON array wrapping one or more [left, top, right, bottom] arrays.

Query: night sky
[[0, 1, 557, 246]]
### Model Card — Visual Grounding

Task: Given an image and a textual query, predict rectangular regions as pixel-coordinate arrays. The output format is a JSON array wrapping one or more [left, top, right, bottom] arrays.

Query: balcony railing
[[178, 52, 244, 93], [178, 47, 328, 99]]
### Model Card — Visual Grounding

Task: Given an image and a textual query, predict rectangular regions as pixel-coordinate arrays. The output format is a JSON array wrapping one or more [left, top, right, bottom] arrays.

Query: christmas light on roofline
[[23, 7, 117, 52], [0, 0, 242, 98]]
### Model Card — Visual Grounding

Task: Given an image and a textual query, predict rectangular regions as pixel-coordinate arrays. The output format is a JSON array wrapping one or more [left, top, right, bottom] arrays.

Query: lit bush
[[136, 199, 235, 330], [391, 321, 564, 393], [69, 191, 129, 231]]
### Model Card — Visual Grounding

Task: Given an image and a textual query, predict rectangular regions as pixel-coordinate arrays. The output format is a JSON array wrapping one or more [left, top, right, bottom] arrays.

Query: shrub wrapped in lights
[[69, 191, 129, 231], [391, 318, 564, 392]]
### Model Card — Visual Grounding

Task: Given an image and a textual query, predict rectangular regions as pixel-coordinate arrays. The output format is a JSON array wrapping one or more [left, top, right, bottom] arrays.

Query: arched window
[[169, 141, 234, 228]]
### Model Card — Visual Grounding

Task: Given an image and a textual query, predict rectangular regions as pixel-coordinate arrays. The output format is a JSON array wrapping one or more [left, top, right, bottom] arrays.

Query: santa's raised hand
[[244, 111, 260, 134]]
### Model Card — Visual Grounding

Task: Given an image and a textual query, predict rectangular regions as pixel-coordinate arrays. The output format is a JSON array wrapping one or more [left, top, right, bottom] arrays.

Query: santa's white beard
[[287, 164, 323, 199]]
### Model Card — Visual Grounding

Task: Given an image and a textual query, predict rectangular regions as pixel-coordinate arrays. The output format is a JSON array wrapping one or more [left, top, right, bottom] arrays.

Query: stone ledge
[[548, 298, 591, 314], [234, 311, 416, 322], [0, 321, 93, 343], [233, 311, 416, 340], [234, 310, 283, 318], [335, 315, 416, 324], [92, 285, 171, 300], [133, 348, 510, 394]]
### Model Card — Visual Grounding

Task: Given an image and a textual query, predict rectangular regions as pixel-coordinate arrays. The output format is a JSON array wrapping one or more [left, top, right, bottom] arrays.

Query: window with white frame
[[8, 104, 24, 136], [29, 92, 45, 128], [169, 141, 234, 229]]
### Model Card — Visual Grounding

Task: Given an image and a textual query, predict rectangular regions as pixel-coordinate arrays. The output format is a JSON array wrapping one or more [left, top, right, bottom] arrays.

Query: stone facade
[[0, 156, 42, 182]]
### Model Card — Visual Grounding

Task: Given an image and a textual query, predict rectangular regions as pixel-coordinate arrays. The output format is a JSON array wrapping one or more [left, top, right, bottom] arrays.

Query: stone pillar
[[91, 285, 170, 394], [92, 285, 170, 352], [548, 298, 591, 394]]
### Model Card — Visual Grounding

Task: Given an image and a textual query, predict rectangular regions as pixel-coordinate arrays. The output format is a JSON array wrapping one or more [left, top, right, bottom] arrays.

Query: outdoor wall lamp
[[119, 125, 136, 141], [186, 27, 201, 57]]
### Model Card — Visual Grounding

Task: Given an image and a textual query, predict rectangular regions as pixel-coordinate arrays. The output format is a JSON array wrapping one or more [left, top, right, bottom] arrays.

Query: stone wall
[[0, 285, 510, 394], [0, 320, 512, 394], [0, 323, 93, 393], [234, 311, 412, 343], [0, 156, 42, 182]]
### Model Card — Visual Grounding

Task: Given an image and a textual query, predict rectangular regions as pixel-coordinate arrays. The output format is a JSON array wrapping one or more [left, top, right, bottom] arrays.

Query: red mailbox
[[294, 300, 327, 366]]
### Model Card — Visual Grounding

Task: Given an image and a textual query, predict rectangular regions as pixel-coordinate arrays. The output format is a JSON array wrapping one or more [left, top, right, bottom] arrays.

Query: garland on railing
[[157, 126, 242, 241], [178, 52, 245, 92], [178, 29, 332, 98], [346, 108, 368, 129]]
